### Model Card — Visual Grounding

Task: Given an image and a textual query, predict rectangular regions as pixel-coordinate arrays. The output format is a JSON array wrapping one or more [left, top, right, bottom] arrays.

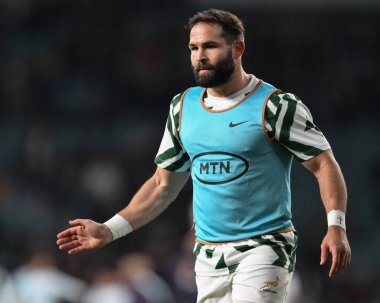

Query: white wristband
[[327, 210, 346, 230], [104, 214, 133, 240]]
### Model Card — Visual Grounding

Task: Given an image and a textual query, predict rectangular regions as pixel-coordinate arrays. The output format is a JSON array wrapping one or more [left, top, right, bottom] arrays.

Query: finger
[[59, 226, 87, 240], [343, 250, 351, 268], [69, 219, 87, 226], [57, 226, 80, 238], [340, 248, 350, 269], [57, 237, 74, 246], [57, 234, 79, 245], [68, 245, 86, 255], [329, 248, 341, 278], [331, 248, 352, 276], [320, 244, 329, 265], [58, 240, 81, 251], [57, 219, 87, 238], [341, 252, 348, 269]]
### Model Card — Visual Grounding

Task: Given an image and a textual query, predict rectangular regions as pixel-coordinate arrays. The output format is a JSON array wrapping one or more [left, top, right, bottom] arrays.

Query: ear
[[232, 40, 245, 59]]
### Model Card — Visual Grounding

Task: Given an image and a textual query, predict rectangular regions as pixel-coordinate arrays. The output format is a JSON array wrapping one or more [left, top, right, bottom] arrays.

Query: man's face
[[189, 22, 235, 88]]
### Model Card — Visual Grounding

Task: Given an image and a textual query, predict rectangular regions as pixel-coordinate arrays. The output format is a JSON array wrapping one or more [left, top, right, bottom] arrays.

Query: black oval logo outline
[[192, 151, 249, 185]]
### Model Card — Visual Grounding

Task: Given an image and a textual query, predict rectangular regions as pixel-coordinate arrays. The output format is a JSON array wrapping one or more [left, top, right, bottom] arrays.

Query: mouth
[[196, 64, 212, 72], [197, 67, 212, 74]]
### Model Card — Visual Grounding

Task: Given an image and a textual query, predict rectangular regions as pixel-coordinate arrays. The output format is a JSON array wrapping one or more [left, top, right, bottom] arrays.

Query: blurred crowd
[[0, 1, 379, 303]]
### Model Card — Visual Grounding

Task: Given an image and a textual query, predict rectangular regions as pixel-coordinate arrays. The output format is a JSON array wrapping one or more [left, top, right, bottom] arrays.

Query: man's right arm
[[57, 92, 190, 255], [118, 167, 190, 230], [57, 167, 189, 255]]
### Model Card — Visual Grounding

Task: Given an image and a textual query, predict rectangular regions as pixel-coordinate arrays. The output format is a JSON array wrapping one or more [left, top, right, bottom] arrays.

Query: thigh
[[231, 231, 298, 303], [232, 265, 293, 303], [195, 275, 233, 303]]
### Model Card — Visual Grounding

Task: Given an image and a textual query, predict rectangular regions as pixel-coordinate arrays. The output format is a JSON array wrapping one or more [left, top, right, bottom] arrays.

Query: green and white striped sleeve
[[154, 93, 191, 172], [265, 91, 331, 162]]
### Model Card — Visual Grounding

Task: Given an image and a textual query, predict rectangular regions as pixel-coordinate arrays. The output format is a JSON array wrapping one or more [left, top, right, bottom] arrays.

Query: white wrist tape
[[327, 210, 346, 230], [104, 214, 133, 240]]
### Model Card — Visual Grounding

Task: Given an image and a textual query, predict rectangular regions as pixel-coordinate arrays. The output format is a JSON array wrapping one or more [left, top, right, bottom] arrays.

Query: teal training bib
[[180, 81, 293, 242]]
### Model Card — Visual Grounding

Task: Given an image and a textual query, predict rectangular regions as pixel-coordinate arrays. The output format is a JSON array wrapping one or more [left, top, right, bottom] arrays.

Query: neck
[[206, 66, 251, 98]]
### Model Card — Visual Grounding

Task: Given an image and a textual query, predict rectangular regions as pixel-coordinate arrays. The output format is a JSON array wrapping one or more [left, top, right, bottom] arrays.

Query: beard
[[192, 50, 235, 88]]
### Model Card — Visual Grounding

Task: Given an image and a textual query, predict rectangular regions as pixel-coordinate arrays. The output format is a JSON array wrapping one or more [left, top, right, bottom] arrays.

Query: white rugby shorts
[[193, 231, 297, 303]]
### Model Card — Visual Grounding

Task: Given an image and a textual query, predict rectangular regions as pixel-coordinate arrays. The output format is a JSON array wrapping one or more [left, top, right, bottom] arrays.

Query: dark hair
[[187, 9, 245, 44]]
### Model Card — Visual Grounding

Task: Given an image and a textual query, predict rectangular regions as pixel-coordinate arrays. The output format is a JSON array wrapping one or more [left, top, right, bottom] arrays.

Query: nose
[[196, 48, 206, 63]]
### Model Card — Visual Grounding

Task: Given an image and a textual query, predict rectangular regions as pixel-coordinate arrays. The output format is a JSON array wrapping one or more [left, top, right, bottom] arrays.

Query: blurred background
[[0, 1, 379, 302]]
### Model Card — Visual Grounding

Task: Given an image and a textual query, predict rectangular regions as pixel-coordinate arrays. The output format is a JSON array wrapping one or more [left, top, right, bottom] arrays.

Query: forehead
[[189, 22, 226, 45]]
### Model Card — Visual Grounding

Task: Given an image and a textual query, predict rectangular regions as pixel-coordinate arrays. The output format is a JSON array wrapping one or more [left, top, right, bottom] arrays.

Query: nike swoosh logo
[[229, 121, 248, 127]]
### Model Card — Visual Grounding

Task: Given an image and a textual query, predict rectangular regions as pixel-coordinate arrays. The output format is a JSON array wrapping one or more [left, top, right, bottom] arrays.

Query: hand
[[320, 226, 351, 277], [56, 219, 113, 255]]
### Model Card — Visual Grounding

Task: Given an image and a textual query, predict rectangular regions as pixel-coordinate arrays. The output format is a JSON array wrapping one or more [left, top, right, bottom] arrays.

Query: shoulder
[[167, 91, 186, 120], [170, 92, 183, 109], [169, 88, 193, 109], [268, 90, 302, 107], [266, 90, 312, 122], [265, 90, 305, 125], [265, 89, 330, 161]]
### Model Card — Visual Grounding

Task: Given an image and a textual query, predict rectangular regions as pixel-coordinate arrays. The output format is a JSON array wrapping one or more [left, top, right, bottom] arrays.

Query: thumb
[[320, 243, 329, 265]]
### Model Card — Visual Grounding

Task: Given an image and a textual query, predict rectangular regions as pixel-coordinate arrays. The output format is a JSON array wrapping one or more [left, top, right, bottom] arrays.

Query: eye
[[204, 43, 217, 49]]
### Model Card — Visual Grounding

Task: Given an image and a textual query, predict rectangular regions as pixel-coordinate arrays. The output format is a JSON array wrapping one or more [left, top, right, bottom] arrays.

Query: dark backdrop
[[0, 1, 379, 302]]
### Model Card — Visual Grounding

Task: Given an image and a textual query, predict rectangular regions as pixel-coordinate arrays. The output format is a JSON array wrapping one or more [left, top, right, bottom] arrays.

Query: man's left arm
[[302, 149, 351, 277]]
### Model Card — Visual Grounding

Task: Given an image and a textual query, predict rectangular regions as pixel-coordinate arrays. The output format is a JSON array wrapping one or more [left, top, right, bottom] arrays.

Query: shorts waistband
[[195, 227, 295, 245]]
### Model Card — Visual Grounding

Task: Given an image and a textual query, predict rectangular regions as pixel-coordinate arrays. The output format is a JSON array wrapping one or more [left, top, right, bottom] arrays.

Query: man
[[57, 9, 351, 303]]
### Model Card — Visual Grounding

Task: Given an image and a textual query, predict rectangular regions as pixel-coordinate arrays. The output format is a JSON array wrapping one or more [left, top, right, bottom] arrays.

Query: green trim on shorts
[[251, 236, 289, 269], [233, 233, 298, 273], [194, 243, 204, 258], [215, 254, 240, 274]]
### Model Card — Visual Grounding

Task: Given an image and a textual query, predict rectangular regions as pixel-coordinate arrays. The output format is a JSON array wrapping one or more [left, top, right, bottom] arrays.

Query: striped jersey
[[155, 76, 330, 242]]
